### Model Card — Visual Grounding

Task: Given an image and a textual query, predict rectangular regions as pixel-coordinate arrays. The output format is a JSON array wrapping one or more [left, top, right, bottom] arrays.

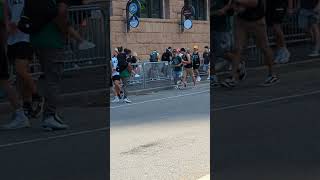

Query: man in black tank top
[[181, 48, 196, 87], [221, 0, 280, 88]]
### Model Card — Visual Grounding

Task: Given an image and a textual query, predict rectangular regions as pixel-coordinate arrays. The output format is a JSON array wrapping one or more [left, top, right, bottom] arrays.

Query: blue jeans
[[173, 71, 182, 84]]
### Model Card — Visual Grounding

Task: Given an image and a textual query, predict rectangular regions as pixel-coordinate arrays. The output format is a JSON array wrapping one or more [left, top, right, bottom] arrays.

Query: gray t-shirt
[[7, 0, 30, 45]]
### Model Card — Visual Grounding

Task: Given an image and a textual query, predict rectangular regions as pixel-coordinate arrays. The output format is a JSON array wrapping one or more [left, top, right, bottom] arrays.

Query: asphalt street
[[110, 83, 210, 180], [212, 59, 320, 180], [0, 101, 108, 180]]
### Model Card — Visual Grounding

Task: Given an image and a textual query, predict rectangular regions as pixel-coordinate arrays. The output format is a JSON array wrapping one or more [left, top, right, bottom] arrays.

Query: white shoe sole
[[260, 79, 280, 87]]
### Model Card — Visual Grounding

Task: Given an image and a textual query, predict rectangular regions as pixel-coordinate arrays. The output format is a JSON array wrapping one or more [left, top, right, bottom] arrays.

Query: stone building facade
[[110, 0, 210, 60]]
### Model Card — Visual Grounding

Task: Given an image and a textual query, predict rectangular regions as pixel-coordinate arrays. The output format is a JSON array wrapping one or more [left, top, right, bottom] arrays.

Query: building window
[[192, 0, 207, 20], [140, 0, 163, 18]]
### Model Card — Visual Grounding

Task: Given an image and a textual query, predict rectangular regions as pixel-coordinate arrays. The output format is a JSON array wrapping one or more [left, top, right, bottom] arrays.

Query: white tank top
[[7, 0, 30, 45]]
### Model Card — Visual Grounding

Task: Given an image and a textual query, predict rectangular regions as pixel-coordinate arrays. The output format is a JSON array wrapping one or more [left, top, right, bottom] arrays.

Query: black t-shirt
[[238, 0, 266, 21], [300, 0, 319, 9], [203, 52, 210, 65], [172, 56, 182, 71], [116, 53, 128, 72]]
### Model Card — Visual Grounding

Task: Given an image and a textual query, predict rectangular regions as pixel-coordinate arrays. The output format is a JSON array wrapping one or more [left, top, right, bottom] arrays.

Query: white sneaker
[[1, 111, 30, 130], [112, 96, 120, 103], [42, 114, 69, 131], [123, 98, 132, 103], [78, 40, 96, 50], [207, 76, 210, 80]]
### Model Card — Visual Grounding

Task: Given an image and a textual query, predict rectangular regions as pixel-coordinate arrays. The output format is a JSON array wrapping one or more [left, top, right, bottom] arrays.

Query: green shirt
[[31, 22, 65, 49], [212, 0, 232, 32], [120, 69, 130, 78]]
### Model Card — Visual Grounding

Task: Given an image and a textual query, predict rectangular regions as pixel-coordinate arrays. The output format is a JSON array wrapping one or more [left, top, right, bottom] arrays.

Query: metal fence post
[[143, 62, 146, 89]]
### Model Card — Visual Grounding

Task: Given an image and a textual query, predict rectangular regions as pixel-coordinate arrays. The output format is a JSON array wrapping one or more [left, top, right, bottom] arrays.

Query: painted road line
[[198, 174, 210, 180], [110, 90, 209, 109], [214, 89, 320, 112], [0, 127, 108, 149]]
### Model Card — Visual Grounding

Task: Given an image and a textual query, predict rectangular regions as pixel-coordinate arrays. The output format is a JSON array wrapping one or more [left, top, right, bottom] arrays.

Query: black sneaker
[[221, 78, 238, 88], [31, 95, 45, 118], [261, 75, 280, 87]]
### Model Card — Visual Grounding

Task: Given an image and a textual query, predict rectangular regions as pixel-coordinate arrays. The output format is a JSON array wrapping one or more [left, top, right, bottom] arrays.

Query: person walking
[[192, 45, 201, 82], [111, 48, 121, 103], [6, 0, 44, 121], [181, 48, 196, 88], [28, 0, 71, 130], [266, 0, 293, 64], [171, 49, 183, 89], [0, 0, 29, 129], [222, 0, 279, 88], [298, 0, 320, 57]]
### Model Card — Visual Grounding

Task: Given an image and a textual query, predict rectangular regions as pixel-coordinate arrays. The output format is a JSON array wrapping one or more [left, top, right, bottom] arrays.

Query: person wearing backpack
[[148, 50, 160, 80], [115, 46, 132, 103], [181, 48, 196, 88], [24, 0, 71, 130], [222, 0, 279, 88], [192, 45, 201, 82], [171, 49, 183, 89], [203, 46, 210, 79]]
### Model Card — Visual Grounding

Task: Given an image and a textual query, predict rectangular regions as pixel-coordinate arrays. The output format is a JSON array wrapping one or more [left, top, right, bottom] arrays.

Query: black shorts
[[112, 75, 121, 81], [266, 5, 287, 26], [7, 42, 33, 63], [0, 27, 9, 80], [193, 65, 200, 70]]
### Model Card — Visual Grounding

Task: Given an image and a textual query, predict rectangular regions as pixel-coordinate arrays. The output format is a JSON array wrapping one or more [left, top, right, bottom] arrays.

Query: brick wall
[[110, 0, 210, 60]]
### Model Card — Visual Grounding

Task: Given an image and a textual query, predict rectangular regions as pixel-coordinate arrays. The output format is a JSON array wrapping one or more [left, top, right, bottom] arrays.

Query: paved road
[[110, 83, 210, 180], [212, 59, 320, 180], [0, 100, 108, 180]]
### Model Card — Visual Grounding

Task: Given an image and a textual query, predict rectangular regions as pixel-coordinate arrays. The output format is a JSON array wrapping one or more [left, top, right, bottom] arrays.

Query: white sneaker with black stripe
[[261, 75, 280, 87]]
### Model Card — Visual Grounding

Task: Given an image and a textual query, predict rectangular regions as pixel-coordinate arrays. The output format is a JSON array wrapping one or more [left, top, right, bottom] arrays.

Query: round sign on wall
[[128, 2, 139, 15], [129, 16, 140, 28], [184, 19, 193, 30]]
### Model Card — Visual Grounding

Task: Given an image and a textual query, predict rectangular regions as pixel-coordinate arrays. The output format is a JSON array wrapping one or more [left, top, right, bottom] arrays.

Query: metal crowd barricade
[[27, 5, 108, 78], [127, 61, 173, 89]]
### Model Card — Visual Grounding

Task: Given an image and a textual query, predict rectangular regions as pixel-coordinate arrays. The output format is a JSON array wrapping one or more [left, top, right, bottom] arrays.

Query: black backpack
[[18, 0, 58, 34], [116, 53, 128, 73]]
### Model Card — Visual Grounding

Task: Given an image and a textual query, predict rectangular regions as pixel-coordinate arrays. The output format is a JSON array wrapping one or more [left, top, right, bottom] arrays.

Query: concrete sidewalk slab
[[198, 174, 210, 180]]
